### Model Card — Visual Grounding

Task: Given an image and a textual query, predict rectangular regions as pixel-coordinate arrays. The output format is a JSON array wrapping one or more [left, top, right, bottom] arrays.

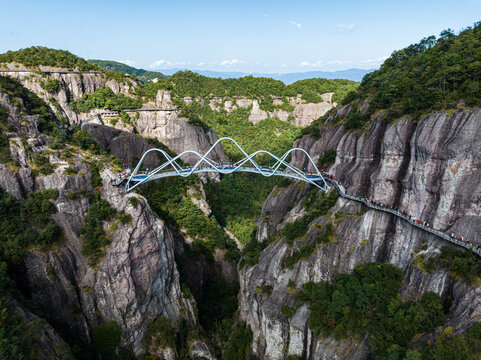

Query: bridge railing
[[323, 177, 481, 256], [125, 137, 330, 193]]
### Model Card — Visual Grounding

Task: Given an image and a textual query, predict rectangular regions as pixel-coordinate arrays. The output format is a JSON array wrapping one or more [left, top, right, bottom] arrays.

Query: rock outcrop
[[0, 93, 198, 355], [12, 299, 73, 359], [0, 63, 137, 124], [209, 95, 335, 126], [239, 107, 481, 359], [133, 109, 227, 164]]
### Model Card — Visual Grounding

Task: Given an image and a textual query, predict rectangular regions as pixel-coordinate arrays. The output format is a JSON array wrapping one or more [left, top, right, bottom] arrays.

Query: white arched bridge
[[120, 137, 330, 193], [110, 137, 481, 257]]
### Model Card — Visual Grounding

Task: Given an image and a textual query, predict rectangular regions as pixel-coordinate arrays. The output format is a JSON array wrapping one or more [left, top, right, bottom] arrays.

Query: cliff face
[[0, 92, 196, 355], [209, 95, 335, 126], [133, 109, 227, 164], [1, 64, 228, 169], [0, 63, 136, 124], [239, 106, 481, 359]]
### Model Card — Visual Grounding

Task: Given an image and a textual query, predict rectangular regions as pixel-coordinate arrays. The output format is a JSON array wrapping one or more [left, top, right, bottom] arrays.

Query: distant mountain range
[[88, 59, 373, 84]]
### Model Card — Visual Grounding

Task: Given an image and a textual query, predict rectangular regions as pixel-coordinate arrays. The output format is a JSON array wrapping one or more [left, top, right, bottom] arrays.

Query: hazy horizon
[[1, 0, 480, 73]]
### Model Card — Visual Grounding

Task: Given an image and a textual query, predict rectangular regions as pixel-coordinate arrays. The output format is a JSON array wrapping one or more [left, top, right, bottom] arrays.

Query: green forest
[[88, 59, 167, 83], [296, 262, 481, 360], [0, 47, 132, 84], [139, 70, 358, 103], [336, 22, 481, 128], [0, 46, 99, 71]]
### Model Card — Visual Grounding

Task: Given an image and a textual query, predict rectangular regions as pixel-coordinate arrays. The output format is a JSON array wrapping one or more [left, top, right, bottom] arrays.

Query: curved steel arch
[[125, 137, 330, 192]]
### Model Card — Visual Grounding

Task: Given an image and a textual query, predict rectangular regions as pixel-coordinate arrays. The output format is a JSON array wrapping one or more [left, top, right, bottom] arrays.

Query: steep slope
[[238, 24, 481, 360], [87, 59, 167, 83], [0, 78, 199, 357], [0, 62, 136, 124]]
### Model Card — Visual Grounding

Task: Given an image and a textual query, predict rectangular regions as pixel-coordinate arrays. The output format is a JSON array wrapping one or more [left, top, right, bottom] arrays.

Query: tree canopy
[[138, 70, 358, 103], [346, 22, 481, 119], [0, 46, 98, 71]]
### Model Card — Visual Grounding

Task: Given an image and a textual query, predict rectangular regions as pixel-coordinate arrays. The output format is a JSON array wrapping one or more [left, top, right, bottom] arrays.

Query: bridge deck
[[118, 136, 480, 257], [129, 166, 323, 182]]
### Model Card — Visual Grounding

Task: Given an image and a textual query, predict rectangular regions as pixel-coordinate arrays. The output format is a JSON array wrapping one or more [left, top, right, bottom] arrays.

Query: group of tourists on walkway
[[318, 170, 480, 252]]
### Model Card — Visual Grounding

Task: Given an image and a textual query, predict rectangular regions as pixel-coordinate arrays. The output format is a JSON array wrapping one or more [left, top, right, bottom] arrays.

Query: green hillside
[[88, 59, 166, 83], [346, 22, 481, 121], [140, 70, 358, 103], [0, 46, 97, 71], [0, 47, 131, 84]]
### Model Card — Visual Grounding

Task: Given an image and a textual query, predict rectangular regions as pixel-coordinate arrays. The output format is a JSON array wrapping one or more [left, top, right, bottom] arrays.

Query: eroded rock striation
[[209, 95, 335, 126], [0, 63, 136, 124], [0, 93, 197, 355], [239, 106, 481, 359]]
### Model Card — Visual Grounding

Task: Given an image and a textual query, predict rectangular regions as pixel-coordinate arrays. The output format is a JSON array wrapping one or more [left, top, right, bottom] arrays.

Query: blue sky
[[1, 0, 480, 73]]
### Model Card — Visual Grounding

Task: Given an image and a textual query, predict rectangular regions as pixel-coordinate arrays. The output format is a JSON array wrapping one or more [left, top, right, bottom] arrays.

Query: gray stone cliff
[[0, 93, 198, 355], [239, 106, 481, 359]]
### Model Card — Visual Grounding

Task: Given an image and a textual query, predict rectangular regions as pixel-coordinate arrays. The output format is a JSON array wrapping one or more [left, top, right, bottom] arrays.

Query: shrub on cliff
[[93, 321, 122, 359], [80, 195, 117, 266], [296, 262, 447, 359], [70, 87, 142, 112], [317, 149, 337, 168], [40, 79, 63, 93], [0, 189, 62, 263]]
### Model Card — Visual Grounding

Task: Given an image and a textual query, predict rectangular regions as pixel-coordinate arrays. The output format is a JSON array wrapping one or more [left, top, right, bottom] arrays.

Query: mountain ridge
[[88, 59, 373, 83]]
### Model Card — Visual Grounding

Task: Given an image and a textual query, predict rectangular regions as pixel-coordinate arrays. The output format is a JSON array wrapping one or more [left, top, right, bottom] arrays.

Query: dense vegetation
[[0, 189, 69, 358], [206, 173, 289, 245], [70, 87, 142, 112], [40, 78, 64, 93], [88, 59, 166, 83], [294, 262, 481, 359], [0, 47, 133, 85], [0, 75, 58, 136], [317, 149, 337, 168], [341, 22, 481, 127], [222, 322, 253, 360], [0, 189, 62, 264], [296, 262, 447, 359], [139, 178, 239, 262], [0, 46, 98, 71], [178, 102, 301, 160], [439, 245, 481, 284], [139, 70, 358, 104]]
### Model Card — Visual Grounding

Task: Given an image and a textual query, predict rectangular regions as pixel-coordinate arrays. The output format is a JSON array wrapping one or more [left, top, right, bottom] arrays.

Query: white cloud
[[149, 59, 186, 68], [337, 23, 355, 33], [297, 60, 323, 67], [149, 59, 171, 68], [288, 21, 302, 29], [118, 60, 137, 67], [281, 63, 288, 68], [197, 62, 205, 66], [327, 60, 348, 65], [219, 59, 244, 66], [360, 56, 388, 64]]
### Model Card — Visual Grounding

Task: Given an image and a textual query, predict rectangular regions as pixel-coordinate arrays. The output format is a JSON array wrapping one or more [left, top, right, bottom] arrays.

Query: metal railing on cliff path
[[111, 137, 480, 257], [324, 177, 481, 256]]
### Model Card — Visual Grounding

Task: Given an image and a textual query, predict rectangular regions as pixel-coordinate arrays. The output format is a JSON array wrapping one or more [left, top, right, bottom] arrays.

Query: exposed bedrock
[[240, 107, 481, 359]]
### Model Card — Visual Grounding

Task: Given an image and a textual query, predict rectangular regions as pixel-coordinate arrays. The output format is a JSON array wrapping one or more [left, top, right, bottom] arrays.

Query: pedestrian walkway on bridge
[[111, 137, 480, 257]]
